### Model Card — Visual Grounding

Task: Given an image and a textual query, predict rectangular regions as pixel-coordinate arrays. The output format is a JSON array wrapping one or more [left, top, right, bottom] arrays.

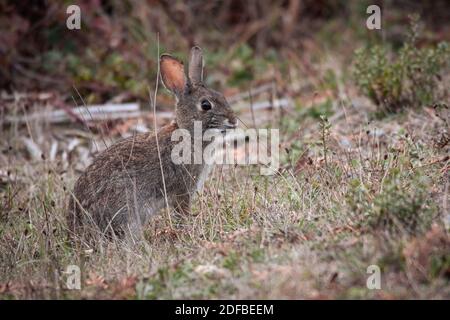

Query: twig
[[3, 103, 142, 124], [150, 34, 173, 230]]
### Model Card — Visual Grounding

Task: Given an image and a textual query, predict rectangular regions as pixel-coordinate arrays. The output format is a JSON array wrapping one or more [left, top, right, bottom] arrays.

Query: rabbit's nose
[[223, 118, 237, 129]]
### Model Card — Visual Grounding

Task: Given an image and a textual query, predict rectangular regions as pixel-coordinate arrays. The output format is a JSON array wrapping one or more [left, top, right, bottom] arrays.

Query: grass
[[353, 15, 450, 116], [1, 15, 449, 298], [1, 90, 448, 299]]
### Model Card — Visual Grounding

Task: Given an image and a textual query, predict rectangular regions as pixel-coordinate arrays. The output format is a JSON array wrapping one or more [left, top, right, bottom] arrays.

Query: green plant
[[318, 115, 331, 167], [353, 16, 450, 115], [346, 169, 437, 235]]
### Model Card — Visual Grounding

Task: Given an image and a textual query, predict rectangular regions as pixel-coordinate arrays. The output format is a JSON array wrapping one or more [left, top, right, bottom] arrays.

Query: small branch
[[3, 103, 142, 124]]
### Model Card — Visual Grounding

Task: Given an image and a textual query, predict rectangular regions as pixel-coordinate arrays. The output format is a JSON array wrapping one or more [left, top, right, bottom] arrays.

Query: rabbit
[[68, 46, 237, 241]]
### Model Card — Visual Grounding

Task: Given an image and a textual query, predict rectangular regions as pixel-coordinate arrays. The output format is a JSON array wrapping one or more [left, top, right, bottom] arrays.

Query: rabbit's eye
[[200, 99, 212, 111]]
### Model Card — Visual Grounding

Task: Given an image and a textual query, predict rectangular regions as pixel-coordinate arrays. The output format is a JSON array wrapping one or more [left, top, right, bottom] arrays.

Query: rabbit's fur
[[68, 47, 237, 240]]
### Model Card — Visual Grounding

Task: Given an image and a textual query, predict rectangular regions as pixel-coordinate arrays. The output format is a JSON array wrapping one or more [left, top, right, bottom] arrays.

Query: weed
[[318, 115, 332, 167], [346, 169, 437, 236], [353, 16, 450, 116]]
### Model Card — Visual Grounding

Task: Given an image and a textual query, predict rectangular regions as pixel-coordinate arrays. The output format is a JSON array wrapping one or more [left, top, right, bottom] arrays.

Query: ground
[[0, 2, 449, 299], [1, 71, 448, 299]]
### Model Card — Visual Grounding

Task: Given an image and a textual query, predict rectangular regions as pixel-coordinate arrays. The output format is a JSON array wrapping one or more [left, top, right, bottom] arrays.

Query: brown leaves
[[109, 276, 138, 299], [83, 273, 138, 299], [85, 272, 108, 289]]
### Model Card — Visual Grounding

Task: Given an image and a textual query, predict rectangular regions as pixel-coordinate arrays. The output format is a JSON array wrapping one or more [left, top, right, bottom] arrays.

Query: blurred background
[[1, 0, 449, 104]]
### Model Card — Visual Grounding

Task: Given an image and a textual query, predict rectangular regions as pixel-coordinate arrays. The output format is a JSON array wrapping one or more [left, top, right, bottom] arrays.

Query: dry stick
[[19, 101, 39, 160], [5, 103, 143, 124], [248, 86, 256, 128], [272, 74, 284, 131], [244, 87, 256, 207], [236, 115, 250, 130], [73, 85, 111, 141], [71, 86, 108, 152], [150, 35, 173, 230], [70, 86, 116, 243], [228, 83, 273, 104]]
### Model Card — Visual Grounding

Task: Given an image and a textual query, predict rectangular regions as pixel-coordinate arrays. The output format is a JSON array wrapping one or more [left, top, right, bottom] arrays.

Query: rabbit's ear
[[160, 54, 187, 96], [189, 46, 203, 86]]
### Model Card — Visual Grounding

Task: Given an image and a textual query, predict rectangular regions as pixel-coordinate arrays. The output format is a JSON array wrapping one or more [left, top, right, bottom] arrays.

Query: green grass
[[1, 98, 448, 299]]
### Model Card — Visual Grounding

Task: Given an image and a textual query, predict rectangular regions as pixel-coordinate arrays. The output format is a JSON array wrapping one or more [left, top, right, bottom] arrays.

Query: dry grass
[[1, 50, 449, 299]]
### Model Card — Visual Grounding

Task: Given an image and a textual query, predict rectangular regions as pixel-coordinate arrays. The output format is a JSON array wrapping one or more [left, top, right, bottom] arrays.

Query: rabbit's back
[[68, 123, 202, 237]]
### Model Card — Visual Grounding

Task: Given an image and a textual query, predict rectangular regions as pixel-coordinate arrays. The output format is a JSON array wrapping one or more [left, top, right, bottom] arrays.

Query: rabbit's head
[[160, 46, 237, 133]]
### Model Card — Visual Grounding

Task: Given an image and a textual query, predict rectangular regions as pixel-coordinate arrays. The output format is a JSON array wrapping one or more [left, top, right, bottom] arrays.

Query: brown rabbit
[[68, 46, 237, 241]]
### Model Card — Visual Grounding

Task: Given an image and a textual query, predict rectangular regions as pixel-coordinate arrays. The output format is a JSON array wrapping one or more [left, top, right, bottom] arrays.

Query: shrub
[[353, 16, 450, 115], [346, 169, 437, 235]]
